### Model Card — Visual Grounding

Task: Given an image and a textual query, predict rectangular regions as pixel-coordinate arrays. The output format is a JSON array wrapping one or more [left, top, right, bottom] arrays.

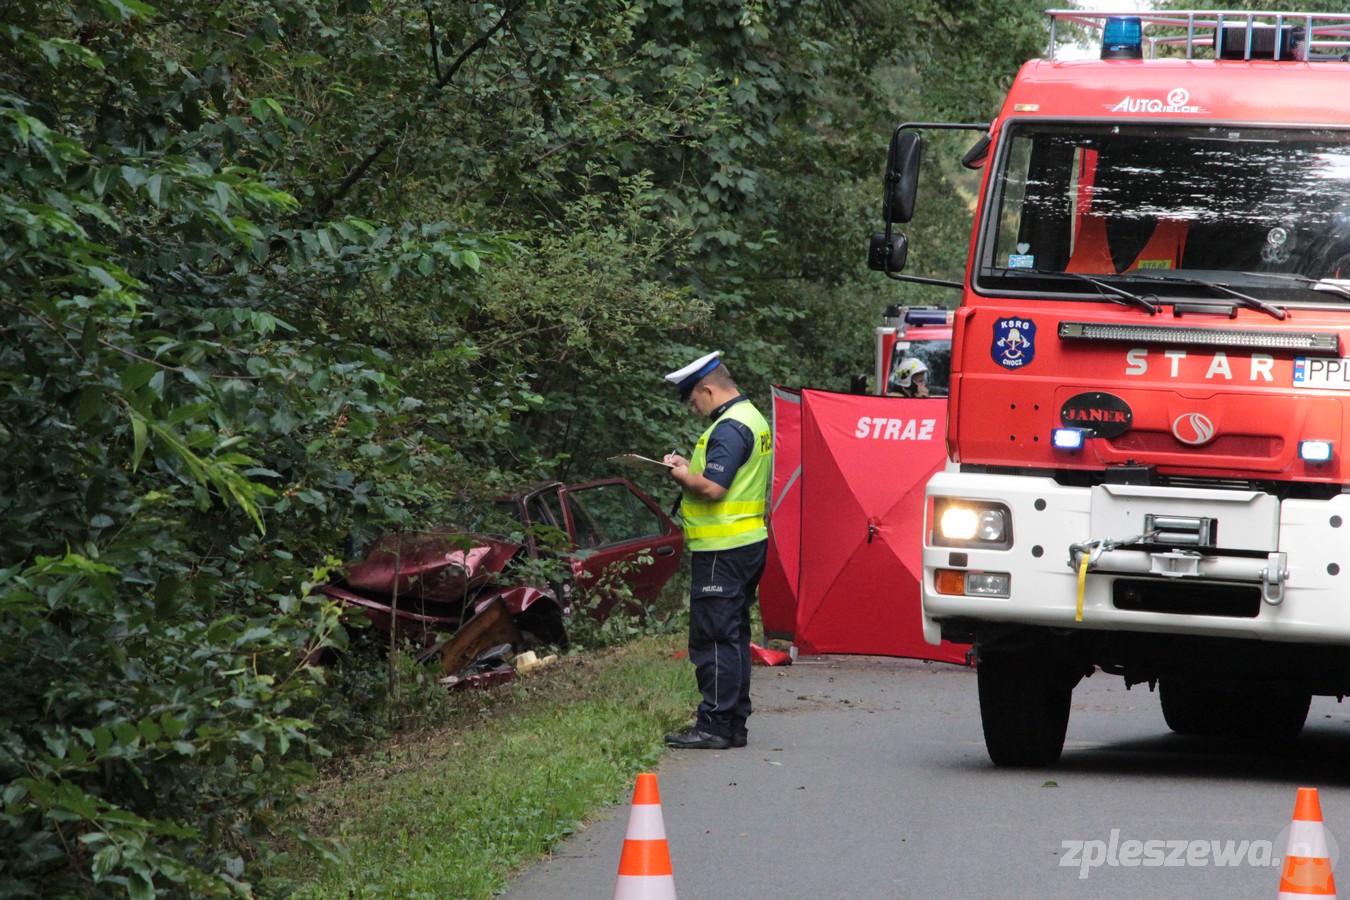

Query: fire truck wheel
[[1158, 678, 1225, 736], [1160, 678, 1309, 740], [1245, 690, 1311, 740], [976, 654, 1072, 767]]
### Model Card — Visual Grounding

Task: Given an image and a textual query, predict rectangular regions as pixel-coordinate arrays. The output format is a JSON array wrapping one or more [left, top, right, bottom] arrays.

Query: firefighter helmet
[[891, 357, 929, 390]]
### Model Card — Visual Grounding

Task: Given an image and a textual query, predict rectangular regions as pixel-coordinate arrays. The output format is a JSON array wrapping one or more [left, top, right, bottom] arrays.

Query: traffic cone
[[614, 772, 676, 900], [1279, 787, 1337, 898]]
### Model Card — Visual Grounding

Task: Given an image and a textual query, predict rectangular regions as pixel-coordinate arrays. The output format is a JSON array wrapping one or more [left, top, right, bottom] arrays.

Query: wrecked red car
[[320, 478, 684, 649]]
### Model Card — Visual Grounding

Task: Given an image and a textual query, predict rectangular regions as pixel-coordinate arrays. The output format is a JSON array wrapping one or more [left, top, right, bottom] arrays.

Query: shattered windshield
[[976, 122, 1350, 304]]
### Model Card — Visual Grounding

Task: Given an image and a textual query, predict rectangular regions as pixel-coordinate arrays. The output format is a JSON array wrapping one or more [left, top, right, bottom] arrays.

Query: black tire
[[1248, 691, 1311, 740], [977, 654, 1073, 767], [1160, 678, 1309, 740], [1159, 678, 1225, 736]]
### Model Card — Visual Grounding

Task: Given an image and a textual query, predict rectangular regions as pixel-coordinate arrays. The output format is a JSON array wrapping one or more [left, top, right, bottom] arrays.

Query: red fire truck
[[870, 304, 953, 397], [872, 10, 1350, 765]]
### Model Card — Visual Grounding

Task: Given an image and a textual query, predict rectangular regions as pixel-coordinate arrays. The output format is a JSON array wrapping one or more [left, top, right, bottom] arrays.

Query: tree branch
[[319, 0, 526, 216], [424, 2, 442, 83]]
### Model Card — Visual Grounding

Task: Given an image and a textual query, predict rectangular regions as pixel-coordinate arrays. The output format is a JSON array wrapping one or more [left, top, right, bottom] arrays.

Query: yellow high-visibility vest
[[681, 399, 772, 551]]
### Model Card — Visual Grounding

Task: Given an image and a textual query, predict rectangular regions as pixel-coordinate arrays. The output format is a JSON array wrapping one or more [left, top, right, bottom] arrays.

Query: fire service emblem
[[992, 318, 1036, 370], [1172, 412, 1217, 446]]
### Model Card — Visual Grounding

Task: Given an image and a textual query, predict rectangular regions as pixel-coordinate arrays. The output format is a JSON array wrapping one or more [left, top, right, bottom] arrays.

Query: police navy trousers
[[688, 540, 767, 739]]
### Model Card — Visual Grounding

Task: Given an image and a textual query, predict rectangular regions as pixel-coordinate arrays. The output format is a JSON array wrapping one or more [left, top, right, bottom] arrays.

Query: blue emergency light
[[1299, 440, 1334, 463], [1102, 16, 1143, 60], [1052, 428, 1087, 451], [904, 307, 953, 326]]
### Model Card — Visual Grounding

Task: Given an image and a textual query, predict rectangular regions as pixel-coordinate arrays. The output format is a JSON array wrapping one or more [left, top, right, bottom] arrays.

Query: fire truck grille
[[1108, 432, 1281, 459], [1112, 579, 1261, 618], [1156, 475, 1260, 492]]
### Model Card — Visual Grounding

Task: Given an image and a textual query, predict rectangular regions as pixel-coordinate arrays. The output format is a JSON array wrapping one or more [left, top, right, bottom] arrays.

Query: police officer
[[662, 351, 772, 750]]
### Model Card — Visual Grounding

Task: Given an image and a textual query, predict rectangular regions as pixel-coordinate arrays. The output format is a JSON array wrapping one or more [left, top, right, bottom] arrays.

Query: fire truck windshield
[[976, 122, 1350, 304], [887, 340, 951, 397]]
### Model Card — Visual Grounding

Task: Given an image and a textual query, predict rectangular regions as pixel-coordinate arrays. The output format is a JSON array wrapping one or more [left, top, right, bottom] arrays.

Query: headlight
[[933, 501, 1012, 549]]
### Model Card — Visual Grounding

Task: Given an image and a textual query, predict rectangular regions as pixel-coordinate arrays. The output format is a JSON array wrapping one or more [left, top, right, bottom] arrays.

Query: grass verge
[[280, 634, 697, 898]]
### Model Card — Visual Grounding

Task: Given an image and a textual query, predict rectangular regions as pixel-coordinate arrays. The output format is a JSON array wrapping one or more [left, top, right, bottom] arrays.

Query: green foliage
[[564, 553, 688, 651], [282, 637, 695, 899], [1, 0, 1054, 893], [0, 0, 505, 893], [0, 552, 347, 897]]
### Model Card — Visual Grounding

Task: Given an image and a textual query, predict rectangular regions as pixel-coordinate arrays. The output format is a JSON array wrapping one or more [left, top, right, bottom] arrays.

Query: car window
[[538, 491, 566, 530], [565, 495, 605, 549], [516, 492, 569, 553], [528, 496, 554, 527], [567, 483, 666, 548]]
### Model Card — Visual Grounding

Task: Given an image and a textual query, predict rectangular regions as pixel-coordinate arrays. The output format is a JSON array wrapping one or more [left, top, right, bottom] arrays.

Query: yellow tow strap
[[1075, 551, 1090, 622]]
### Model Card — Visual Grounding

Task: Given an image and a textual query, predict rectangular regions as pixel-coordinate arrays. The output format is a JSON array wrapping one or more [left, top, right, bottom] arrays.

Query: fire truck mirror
[[883, 131, 923, 224], [868, 232, 909, 273], [961, 134, 991, 170]]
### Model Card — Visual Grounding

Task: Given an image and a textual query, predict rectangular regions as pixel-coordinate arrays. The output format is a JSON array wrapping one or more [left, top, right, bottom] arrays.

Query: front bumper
[[921, 471, 1350, 645]]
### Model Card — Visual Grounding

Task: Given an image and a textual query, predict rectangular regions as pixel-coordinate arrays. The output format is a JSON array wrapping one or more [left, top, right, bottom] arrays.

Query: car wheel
[[977, 652, 1073, 767]]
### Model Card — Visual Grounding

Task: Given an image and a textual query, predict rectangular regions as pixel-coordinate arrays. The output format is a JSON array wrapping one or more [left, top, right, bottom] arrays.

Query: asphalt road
[[504, 654, 1350, 899]]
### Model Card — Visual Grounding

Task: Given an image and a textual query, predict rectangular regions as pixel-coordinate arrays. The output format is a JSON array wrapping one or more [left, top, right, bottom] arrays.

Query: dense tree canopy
[[1, 0, 1048, 893]]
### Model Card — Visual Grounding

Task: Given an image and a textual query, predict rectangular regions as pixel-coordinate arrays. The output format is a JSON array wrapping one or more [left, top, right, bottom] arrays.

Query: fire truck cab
[[873, 304, 953, 397], [873, 10, 1350, 765]]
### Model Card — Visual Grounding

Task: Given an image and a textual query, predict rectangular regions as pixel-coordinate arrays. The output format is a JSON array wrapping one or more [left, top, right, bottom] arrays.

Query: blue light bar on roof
[[904, 308, 953, 326], [1102, 16, 1143, 60]]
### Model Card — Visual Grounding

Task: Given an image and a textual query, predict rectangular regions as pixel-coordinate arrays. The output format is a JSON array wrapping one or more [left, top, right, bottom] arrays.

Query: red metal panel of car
[[557, 478, 683, 616], [343, 531, 521, 602]]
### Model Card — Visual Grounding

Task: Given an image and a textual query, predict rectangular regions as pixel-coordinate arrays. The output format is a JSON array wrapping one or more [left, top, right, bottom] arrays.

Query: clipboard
[[607, 454, 674, 474]]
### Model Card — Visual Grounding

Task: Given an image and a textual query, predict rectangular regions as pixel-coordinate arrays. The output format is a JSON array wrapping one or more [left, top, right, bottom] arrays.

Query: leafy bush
[[0, 2, 490, 893], [564, 553, 689, 652], [0, 0, 1049, 893], [0, 556, 348, 898]]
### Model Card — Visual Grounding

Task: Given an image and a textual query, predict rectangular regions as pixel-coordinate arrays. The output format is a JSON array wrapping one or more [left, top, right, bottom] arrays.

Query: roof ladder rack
[[1045, 9, 1350, 62]]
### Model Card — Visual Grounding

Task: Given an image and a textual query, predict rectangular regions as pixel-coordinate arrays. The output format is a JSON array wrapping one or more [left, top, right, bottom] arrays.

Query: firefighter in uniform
[[662, 351, 772, 750], [888, 357, 931, 398]]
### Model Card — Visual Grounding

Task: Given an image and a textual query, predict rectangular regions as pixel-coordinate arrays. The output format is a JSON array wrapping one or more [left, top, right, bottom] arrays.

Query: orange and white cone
[[1279, 787, 1337, 898], [614, 772, 676, 900]]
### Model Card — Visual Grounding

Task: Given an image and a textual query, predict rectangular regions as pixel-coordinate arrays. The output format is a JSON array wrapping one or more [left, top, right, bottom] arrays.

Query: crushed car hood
[[342, 530, 522, 605]]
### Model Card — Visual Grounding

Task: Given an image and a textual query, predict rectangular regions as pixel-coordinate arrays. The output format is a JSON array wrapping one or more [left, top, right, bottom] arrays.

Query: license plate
[[1293, 357, 1350, 388]]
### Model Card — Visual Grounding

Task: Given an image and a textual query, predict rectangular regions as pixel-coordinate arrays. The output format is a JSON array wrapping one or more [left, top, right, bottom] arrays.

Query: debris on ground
[[513, 650, 559, 674], [440, 643, 516, 691]]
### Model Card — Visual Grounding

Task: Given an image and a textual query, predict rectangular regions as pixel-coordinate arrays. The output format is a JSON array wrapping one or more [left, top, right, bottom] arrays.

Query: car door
[[556, 478, 683, 618]]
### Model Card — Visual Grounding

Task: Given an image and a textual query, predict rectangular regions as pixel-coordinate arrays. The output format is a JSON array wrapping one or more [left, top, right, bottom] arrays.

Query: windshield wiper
[[1238, 272, 1350, 301], [1132, 273, 1286, 320], [999, 269, 1159, 314]]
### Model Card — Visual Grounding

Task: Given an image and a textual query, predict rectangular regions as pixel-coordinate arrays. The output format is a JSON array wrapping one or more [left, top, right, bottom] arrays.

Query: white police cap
[[664, 351, 721, 399]]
